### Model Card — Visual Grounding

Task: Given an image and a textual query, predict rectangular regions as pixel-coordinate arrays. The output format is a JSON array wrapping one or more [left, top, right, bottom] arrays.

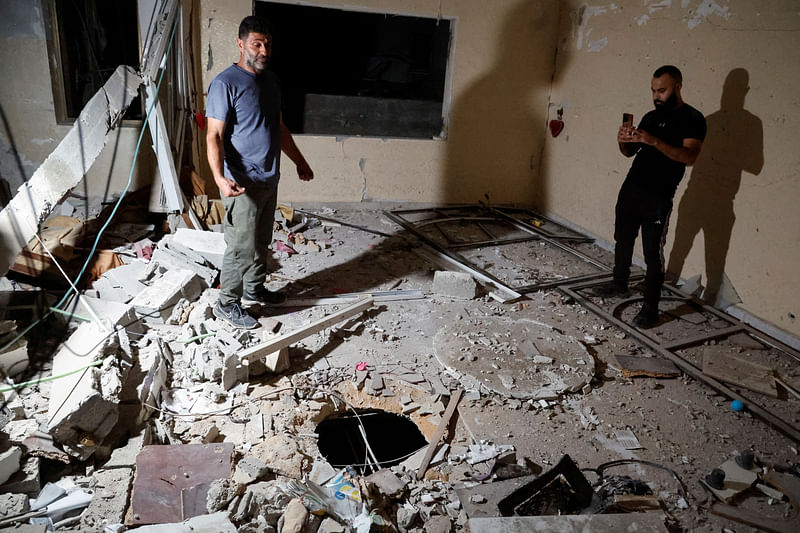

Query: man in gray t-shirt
[[206, 15, 313, 329]]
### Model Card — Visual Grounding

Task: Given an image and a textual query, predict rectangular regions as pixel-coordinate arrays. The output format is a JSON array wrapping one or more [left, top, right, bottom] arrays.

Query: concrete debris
[[250, 434, 309, 479], [92, 261, 148, 303], [366, 468, 407, 497], [0, 456, 41, 495], [0, 492, 29, 517], [46, 302, 138, 459], [78, 467, 133, 529], [173, 228, 226, 269], [279, 498, 309, 533], [130, 268, 206, 324], [0, 321, 28, 378], [205, 478, 244, 513], [433, 271, 478, 300], [0, 444, 22, 485], [0, 66, 142, 278]]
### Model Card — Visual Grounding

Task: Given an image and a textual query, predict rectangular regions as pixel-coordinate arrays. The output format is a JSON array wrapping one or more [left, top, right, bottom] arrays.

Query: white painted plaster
[[687, 0, 731, 29]]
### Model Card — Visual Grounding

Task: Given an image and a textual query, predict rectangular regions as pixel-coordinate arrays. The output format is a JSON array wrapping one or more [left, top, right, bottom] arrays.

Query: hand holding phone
[[619, 113, 635, 143]]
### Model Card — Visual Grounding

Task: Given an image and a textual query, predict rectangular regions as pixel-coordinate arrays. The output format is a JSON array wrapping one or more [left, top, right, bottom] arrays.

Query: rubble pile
[[1, 205, 798, 532]]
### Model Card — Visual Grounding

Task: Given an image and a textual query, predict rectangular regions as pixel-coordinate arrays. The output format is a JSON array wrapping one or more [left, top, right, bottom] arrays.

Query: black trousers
[[612, 182, 673, 309]]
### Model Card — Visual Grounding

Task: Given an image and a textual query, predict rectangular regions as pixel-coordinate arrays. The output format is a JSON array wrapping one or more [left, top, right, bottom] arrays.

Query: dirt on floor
[[1, 203, 798, 532]]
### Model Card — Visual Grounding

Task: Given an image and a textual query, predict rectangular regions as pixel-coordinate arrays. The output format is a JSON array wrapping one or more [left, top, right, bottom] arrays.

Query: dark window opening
[[256, 2, 452, 139], [47, 0, 142, 122]]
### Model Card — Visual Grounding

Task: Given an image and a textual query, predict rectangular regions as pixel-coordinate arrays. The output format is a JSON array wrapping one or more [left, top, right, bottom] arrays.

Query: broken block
[[173, 228, 226, 270], [433, 271, 479, 299], [0, 444, 22, 485], [46, 305, 137, 459], [130, 269, 206, 324]]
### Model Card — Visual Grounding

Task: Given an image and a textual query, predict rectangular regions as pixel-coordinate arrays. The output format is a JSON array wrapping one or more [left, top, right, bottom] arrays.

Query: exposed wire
[[0, 360, 103, 394], [0, 9, 180, 357]]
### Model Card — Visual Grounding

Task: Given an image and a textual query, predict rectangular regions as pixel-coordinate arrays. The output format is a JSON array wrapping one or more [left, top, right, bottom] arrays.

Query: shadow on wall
[[443, 0, 566, 206], [0, 103, 25, 208], [667, 68, 764, 305]]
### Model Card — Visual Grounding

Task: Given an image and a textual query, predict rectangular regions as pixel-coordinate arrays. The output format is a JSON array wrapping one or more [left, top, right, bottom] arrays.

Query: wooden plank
[[702, 347, 778, 398], [417, 388, 463, 480], [239, 297, 373, 363], [614, 355, 681, 379]]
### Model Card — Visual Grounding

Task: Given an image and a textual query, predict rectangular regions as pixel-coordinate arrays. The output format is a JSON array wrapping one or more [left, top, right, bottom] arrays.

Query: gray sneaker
[[213, 302, 258, 330]]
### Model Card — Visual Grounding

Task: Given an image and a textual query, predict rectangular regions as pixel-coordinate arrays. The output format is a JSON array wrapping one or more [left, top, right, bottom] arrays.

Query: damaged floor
[[1, 203, 799, 533]]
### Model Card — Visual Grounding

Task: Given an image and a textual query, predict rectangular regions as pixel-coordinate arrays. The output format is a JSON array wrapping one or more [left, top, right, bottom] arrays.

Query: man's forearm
[[280, 121, 308, 165], [206, 135, 226, 184], [619, 142, 639, 157], [649, 140, 699, 165]]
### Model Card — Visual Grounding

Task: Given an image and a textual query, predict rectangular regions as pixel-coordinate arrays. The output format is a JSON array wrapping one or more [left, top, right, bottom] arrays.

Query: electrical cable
[[0, 11, 180, 358]]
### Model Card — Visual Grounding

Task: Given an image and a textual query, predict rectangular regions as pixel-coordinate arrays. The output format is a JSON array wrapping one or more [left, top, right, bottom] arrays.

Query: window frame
[[255, 0, 457, 140], [41, 0, 145, 126]]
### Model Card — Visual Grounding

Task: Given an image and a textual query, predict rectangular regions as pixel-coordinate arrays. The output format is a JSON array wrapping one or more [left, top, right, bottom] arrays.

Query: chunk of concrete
[[0, 444, 22, 485], [0, 455, 40, 495], [173, 228, 226, 269], [130, 269, 206, 324], [280, 498, 309, 533], [365, 468, 407, 497], [0, 492, 29, 517], [0, 335, 28, 378], [233, 455, 270, 484], [0, 66, 142, 278], [92, 261, 149, 303], [432, 271, 478, 299], [206, 478, 244, 513], [78, 467, 133, 530], [243, 480, 292, 524], [46, 317, 132, 459], [262, 347, 290, 374]]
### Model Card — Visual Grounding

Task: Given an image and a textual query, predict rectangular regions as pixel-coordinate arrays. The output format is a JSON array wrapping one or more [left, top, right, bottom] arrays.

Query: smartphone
[[622, 113, 634, 126], [622, 113, 633, 126]]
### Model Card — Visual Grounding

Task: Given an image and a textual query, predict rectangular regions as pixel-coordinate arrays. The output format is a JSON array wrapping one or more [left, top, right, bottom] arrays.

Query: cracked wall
[[542, 0, 800, 336]]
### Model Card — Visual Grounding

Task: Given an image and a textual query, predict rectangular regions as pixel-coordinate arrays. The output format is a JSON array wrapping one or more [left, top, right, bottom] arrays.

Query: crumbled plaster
[[646, 0, 673, 14], [686, 0, 731, 29], [571, 5, 609, 50]]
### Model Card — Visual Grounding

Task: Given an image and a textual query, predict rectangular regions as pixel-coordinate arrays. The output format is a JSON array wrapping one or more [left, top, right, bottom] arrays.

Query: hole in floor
[[316, 408, 428, 474]]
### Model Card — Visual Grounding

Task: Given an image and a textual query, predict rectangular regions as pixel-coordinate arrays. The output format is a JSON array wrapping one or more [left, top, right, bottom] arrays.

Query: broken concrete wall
[[0, 64, 143, 276], [195, 0, 562, 204], [541, 0, 800, 337], [0, 1, 156, 207]]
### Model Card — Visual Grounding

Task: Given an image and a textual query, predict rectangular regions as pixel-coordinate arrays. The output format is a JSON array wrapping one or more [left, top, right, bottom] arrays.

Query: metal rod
[[385, 211, 522, 301], [559, 285, 800, 443], [661, 325, 747, 351]]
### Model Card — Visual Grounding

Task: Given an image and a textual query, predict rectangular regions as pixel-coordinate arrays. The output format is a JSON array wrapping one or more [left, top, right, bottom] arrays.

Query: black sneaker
[[591, 282, 629, 298], [213, 302, 258, 329], [242, 287, 287, 305], [633, 305, 659, 328]]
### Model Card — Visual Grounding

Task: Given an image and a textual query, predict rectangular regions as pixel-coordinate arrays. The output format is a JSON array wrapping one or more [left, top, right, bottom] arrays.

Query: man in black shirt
[[594, 65, 706, 328]]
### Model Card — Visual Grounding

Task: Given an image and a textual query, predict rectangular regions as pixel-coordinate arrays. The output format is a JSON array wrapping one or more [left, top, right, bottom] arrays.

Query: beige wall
[[197, 0, 562, 204], [543, 0, 800, 336], [0, 1, 155, 208], [3, 1, 797, 337]]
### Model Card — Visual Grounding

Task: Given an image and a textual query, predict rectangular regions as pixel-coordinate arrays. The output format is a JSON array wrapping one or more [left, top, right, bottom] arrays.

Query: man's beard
[[246, 54, 268, 73], [654, 91, 678, 110]]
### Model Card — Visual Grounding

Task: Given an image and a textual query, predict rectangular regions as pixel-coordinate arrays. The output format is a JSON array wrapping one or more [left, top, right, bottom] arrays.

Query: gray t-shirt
[[206, 64, 281, 188]]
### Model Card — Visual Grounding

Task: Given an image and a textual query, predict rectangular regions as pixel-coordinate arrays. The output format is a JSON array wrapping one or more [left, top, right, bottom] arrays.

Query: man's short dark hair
[[653, 65, 682, 83], [239, 16, 272, 39]]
